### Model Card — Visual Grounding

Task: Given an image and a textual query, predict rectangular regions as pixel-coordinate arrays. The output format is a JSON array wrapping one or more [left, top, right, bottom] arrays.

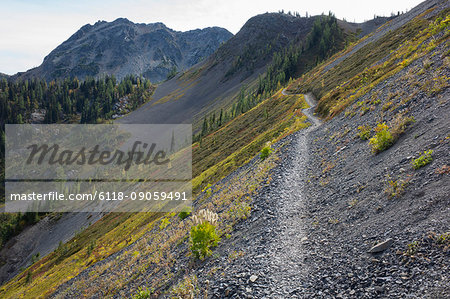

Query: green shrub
[[437, 232, 449, 245], [385, 176, 408, 198], [201, 183, 212, 196], [178, 208, 191, 220], [190, 221, 220, 259], [159, 218, 170, 230], [133, 287, 152, 299], [405, 241, 419, 256], [357, 125, 371, 140], [369, 123, 394, 153], [260, 146, 272, 160], [412, 150, 433, 169]]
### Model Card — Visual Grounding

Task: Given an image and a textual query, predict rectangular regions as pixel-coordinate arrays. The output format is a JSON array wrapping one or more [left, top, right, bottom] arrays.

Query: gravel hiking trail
[[264, 91, 322, 297], [208, 91, 323, 297]]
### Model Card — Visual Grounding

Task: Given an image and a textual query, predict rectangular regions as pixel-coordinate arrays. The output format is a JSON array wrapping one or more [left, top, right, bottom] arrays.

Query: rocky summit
[[15, 18, 232, 82]]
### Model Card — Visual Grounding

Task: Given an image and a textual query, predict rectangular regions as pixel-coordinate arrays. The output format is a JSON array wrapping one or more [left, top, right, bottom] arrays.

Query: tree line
[[0, 74, 153, 126]]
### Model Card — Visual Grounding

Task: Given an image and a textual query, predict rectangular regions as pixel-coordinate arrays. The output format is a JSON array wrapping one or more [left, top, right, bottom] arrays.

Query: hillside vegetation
[[1, 2, 448, 298]]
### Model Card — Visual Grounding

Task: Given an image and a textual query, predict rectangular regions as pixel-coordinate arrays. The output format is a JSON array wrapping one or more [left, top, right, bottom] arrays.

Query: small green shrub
[[190, 221, 220, 260], [357, 125, 371, 140], [405, 241, 419, 256], [178, 208, 192, 220], [260, 146, 272, 160], [412, 150, 433, 169], [133, 287, 152, 299], [202, 183, 212, 196], [159, 218, 170, 230], [369, 123, 394, 153], [437, 232, 449, 245], [385, 176, 408, 198]]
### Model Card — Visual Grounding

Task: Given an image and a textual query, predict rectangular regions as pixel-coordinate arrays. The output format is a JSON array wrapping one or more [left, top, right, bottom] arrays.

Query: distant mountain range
[[13, 18, 232, 82]]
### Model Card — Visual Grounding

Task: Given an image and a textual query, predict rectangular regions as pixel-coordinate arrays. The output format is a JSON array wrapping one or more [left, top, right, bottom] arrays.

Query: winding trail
[[260, 90, 322, 296], [210, 90, 324, 297], [281, 89, 322, 126]]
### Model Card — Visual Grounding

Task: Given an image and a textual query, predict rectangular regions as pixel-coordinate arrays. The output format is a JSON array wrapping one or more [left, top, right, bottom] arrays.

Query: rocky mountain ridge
[[13, 18, 232, 82]]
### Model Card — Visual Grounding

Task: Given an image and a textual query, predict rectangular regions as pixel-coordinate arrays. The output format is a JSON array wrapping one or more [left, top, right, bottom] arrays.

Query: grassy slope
[[292, 8, 449, 118], [0, 212, 162, 298], [192, 91, 309, 194], [0, 89, 309, 298]]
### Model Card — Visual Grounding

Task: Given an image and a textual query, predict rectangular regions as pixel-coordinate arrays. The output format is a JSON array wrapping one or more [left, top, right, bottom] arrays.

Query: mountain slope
[[117, 13, 317, 128], [197, 1, 450, 297], [14, 18, 232, 82], [117, 13, 393, 130]]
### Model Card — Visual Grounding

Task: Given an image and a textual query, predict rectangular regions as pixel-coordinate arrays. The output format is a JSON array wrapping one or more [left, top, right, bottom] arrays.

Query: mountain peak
[[16, 20, 233, 82], [112, 17, 132, 24]]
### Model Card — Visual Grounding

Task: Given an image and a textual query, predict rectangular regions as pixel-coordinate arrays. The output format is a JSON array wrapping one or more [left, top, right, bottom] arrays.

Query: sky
[[0, 0, 424, 75]]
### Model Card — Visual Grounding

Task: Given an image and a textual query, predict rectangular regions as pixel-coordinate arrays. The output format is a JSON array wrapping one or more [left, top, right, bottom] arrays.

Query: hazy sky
[[0, 0, 423, 75]]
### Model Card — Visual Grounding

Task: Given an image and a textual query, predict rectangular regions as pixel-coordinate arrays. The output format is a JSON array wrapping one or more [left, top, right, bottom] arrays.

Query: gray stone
[[368, 238, 394, 253]]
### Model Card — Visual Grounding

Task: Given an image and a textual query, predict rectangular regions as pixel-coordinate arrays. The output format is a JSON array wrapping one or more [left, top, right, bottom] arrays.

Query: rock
[[368, 238, 394, 253], [301, 236, 308, 242]]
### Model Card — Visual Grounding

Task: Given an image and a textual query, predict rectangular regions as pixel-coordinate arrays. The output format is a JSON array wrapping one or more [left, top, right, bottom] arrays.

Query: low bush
[[405, 241, 419, 256], [260, 146, 272, 160], [178, 208, 192, 220], [357, 125, 371, 140], [437, 232, 449, 246], [190, 221, 220, 260], [369, 123, 394, 153], [369, 115, 414, 154], [133, 287, 152, 299], [385, 176, 409, 198], [412, 150, 433, 169]]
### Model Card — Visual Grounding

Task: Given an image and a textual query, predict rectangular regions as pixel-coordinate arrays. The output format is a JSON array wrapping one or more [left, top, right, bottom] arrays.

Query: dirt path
[[206, 91, 323, 297], [263, 91, 322, 296], [282, 89, 322, 126]]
